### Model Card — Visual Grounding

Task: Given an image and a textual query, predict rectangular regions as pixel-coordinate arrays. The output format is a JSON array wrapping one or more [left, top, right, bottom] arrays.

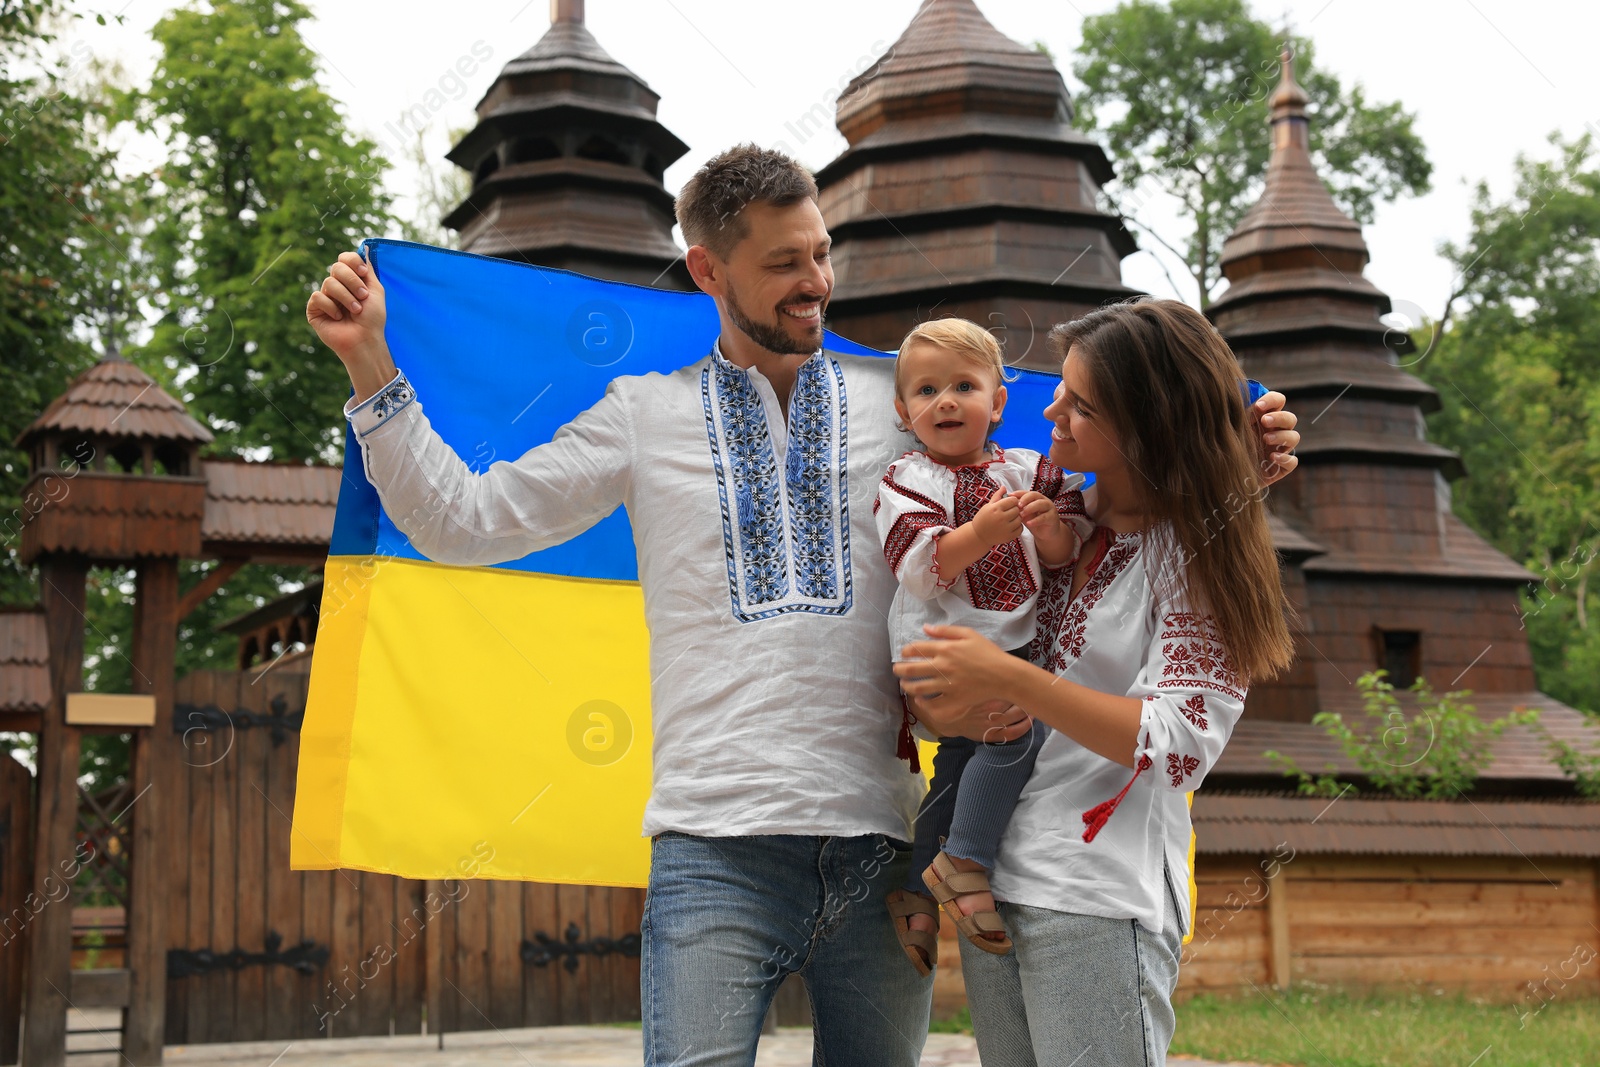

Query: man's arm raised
[[307, 251, 635, 568], [308, 251, 398, 401]]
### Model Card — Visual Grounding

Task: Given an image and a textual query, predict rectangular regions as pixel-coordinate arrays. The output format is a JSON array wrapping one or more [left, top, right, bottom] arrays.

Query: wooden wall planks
[[159, 669, 642, 1046], [1176, 854, 1600, 1000]]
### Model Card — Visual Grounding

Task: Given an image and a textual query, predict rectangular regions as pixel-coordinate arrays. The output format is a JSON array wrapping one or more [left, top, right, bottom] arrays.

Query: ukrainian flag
[[291, 239, 1076, 887]]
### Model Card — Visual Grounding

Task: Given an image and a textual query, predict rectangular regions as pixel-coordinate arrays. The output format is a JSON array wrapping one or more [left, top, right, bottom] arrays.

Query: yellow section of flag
[[291, 556, 654, 887]]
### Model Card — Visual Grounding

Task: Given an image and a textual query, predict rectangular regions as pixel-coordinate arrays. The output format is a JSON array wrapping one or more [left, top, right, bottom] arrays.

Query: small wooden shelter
[[2, 355, 339, 1065]]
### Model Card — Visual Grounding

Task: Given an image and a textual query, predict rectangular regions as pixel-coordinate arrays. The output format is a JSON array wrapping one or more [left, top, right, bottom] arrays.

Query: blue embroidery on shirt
[[702, 352, 852, 623], [354, 372, 416, 438], [717, 358, 789, 605], [788, 356, 843, 601]]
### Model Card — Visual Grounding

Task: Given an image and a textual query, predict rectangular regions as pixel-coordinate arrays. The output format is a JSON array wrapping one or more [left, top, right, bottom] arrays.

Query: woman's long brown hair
[[1050, 298, 1295, 684]]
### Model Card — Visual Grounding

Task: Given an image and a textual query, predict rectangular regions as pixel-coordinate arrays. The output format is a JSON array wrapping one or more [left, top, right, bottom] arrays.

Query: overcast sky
[[75, 0, 1600, 332]]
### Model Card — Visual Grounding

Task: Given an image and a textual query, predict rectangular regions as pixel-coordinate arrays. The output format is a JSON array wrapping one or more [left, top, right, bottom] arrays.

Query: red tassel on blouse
[[1082, 754, 1153, 841], [897, 698, 922, 774]]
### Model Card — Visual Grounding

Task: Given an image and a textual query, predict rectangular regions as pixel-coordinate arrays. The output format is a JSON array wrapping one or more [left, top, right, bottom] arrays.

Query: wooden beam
[[425, 879, 444, 1048], [23, 554, 87, 1067], [123, 557, 178, 1064], [177, 559, 245, 621], [0, 754, 34, 1065], [1266, 858, 1291, 991], [0, 711, 42, 733]]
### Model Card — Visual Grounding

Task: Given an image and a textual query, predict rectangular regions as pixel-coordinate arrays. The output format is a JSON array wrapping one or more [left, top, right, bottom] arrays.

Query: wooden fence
[[161, 667, 644, 1044], [1177, 854, 1600, 999]]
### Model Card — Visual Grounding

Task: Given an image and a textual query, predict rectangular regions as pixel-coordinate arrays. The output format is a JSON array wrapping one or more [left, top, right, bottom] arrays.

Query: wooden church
[[2, 0, 1597, 1060]]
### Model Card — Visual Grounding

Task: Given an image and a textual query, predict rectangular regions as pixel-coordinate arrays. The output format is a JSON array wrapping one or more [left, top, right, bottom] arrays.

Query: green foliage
[[1070, 0, 1430, 303], [120, 0, 393, 461], [1416, 133, 1600, 713], [0, 0, 103, 604], [1532, 722, 1600, 798], [2, 2, 372, 791], [1267, 671, 1538, 799]]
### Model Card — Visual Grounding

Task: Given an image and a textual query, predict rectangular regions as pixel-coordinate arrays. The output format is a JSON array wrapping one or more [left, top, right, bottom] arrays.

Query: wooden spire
[[1206, 47, 1537, 722], [815, 0, 1137, 365], [443, 2, 690, 288]]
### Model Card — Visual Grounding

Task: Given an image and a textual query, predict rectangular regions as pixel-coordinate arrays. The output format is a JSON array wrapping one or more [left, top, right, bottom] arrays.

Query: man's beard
[[725, 280, 826, 356]]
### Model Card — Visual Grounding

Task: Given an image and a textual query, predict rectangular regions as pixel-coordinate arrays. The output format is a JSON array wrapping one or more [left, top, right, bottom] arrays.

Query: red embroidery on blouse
[[1031, 457, 1065, 498], [1156, 612, 1244, 700], [1181, 694, 1210, 731], [1036, 535, 1139, 670], [1166, 751, 1200, 788], [952, 465, 1036, 613], [884, 512, 947, 575], [881, 472, 946, 516]]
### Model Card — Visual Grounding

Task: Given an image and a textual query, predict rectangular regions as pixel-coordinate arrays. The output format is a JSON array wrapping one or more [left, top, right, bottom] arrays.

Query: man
[[307, 144, 1299, 1065]]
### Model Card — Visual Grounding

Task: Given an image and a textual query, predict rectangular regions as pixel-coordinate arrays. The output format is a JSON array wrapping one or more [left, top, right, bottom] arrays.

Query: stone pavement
[[65, 1008, 1259, 1066]]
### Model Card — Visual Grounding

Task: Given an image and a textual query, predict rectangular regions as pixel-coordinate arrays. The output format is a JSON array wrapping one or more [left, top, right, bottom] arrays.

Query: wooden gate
[[162, 667, 644, 1043], [0, 753, 32, 1064]]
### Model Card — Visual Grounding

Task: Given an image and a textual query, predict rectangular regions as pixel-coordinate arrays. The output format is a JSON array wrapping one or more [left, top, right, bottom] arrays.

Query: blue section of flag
[[332, 240, 1258, 576]]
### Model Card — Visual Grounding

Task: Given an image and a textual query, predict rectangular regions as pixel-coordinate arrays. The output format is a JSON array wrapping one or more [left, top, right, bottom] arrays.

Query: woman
[[895, 298, 1295, 1066]]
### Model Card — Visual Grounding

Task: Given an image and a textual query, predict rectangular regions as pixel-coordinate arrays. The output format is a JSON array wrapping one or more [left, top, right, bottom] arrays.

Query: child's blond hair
[[893, 318, 1006, 396]]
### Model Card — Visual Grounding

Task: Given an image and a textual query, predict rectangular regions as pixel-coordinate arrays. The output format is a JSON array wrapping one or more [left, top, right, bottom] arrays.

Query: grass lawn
[[932, 987, 1600, 1066]]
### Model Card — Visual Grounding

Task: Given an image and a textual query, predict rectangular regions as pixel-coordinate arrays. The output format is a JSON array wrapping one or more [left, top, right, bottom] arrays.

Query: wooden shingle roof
[[200, 460, 341, 555], [835, 0, 1068, 145], [1194, 791, 1600, 858], [16, 356, 212, 448], [0, 608, 49, 715], [1214, 53, 1369, 274], [1217, 690, 1598, 786]]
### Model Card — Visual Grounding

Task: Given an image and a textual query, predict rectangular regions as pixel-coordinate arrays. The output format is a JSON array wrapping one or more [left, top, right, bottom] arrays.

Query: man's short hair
[[676, 144, 819, 259]]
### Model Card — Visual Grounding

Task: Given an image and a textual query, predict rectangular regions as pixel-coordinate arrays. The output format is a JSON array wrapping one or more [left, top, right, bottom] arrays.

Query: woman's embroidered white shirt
[[988, 494, 1247, 937]]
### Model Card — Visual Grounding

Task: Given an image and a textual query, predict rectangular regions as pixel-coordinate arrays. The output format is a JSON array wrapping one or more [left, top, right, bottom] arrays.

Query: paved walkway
[[66, 1009, 1258, 1066]]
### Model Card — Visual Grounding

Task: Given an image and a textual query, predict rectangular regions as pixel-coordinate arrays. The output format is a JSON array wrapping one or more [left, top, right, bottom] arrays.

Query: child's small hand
[[1017, 491, 1080, 566], [1017, 491, 1060, 533], [972, 487, 1024, 547]]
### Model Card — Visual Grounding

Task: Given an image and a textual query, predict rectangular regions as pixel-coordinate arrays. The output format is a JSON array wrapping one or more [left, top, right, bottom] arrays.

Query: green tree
[[1071, 0, 1431, 305], [120, 0, 394, 461], [1417, 133, 1600, 713], [0, 0, 102, 604]]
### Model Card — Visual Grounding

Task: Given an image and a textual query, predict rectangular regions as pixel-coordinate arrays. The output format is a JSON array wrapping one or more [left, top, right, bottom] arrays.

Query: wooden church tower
[[1208, 54, 1538, 719], [442, 0, 692, 288], [815, 0, 1138, 369]]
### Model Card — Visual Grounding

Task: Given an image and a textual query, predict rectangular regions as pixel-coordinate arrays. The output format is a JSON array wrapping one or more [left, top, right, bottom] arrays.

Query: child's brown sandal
[[921, 851, 1013, 955], [886, 889, 940, 976]]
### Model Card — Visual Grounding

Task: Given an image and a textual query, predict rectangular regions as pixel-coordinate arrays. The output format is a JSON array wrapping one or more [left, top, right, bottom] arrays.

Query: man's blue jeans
[[642, 831, 934, 1066]]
